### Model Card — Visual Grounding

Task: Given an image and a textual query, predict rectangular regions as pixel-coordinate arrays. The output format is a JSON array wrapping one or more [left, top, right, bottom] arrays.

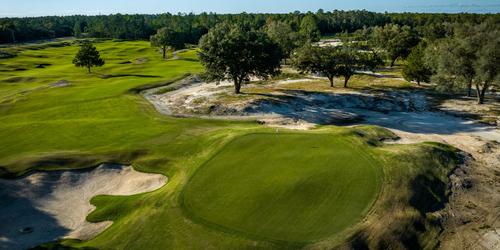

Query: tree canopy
[[292, 44, 339, 87], [198, 23, 282, 94], [402, 42, 432, 85], [299, 15, 321, 42], [150, 28, 185, 59], [292, 43, 381, 88], [1, 11, 497, 44], [427, 21, 500, 104], [371, 24, 420, 67], [72, 42, 104, 73], [335, 45, 382, 87], [264, 20, 300, 62]]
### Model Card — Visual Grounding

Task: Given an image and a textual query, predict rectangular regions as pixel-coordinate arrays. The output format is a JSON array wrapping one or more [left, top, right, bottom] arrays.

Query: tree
[[1, 12, 497, 44], [73, 22, 82, 38], [428, 22, 499, 104], [473, 32, 500, 104], [0, 21, 16, 43], [403, 42, 432, 85], [426, 38, 471, 94], [336, 46, 381, 88], [264, 20, 299, 63], [300, 15, 321, 42], [371, 24, 419, 67], [292, 44, 339, 87], [292, 43, 381, 88], [150, 27, 184, 59], [199, 23, 282, 94], [72, 42, 105, 73]]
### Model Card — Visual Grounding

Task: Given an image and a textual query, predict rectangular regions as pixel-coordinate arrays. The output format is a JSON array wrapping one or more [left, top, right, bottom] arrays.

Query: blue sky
[[1, 0, 499, 17]]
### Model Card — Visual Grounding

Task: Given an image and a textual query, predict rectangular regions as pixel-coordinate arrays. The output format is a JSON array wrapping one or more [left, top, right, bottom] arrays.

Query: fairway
[[182, 133, 383, 243]]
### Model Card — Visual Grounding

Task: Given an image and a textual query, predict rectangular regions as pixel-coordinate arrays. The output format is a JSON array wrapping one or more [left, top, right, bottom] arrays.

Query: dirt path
[[0, 164, 167, 250]]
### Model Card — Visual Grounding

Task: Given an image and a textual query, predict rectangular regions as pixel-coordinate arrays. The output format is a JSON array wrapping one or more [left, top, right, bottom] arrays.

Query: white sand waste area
[[0, 164, 167, 250]]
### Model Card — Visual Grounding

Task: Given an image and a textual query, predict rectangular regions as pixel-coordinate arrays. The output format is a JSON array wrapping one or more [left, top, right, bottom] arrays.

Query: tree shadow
[[241, 90, 366, 125], [0, 175, 71, 250], [98, 74, 161, 79], [408, 173, 448, 216], [239, 89, 498, 137], [358, 109, 498, 136]]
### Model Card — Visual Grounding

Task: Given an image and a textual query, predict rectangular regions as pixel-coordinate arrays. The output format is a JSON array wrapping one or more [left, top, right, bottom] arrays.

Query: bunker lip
[[0, 164, 167, 250]]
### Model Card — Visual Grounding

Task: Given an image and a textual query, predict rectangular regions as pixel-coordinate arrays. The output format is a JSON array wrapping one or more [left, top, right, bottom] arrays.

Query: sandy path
[[0, 164, 167, 250]]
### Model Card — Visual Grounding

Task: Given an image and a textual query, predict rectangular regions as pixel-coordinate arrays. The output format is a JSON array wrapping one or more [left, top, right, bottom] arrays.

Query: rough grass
[[0, 41, 459, 249]]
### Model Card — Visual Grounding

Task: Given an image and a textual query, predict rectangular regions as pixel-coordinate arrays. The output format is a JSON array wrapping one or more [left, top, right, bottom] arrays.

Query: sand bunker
[[144, 76, 428, 129], [0, 164, 167, 250]]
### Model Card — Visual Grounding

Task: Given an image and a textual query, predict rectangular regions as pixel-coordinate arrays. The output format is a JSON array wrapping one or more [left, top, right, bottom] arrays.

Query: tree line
[[14, 10, 495, 104], [197, 21, 383, 94], [403, 19, 500, 104], [1, 11, 498, 44], [196, 18, 498, 103]]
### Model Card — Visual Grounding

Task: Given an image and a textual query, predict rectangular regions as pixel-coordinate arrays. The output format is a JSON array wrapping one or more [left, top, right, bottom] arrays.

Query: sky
[[1, 0, 500, 17]]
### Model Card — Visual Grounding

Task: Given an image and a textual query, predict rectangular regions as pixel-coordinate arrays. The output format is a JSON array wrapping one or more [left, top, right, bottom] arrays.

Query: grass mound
[[182, 133, 383, 243]]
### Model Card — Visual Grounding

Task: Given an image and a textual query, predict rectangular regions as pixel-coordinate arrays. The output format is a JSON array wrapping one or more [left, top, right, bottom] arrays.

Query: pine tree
[[72, 42, 105, 73], [403, 42, 432, 85]]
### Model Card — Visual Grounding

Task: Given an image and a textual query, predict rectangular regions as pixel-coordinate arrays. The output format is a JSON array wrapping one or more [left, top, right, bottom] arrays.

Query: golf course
[[0, 39, 467, 249]]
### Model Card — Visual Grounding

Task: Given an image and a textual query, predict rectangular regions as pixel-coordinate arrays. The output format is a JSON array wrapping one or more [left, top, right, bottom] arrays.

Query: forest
[[1, 10, 498, 44]]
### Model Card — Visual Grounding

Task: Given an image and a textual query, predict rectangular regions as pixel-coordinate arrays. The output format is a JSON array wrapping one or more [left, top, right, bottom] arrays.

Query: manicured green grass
[[0, 40, 212, 174], [182, 133, 382, 243]]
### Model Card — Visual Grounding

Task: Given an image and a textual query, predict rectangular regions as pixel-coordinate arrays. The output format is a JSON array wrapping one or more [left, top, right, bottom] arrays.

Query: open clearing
[[182, 133, 382, 243]]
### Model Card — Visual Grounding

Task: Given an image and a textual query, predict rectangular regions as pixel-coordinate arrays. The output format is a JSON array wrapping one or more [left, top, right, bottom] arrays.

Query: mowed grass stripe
[[182, 133, 382, 243]]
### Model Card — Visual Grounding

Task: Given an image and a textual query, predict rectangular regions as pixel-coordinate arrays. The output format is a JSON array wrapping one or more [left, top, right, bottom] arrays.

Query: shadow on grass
[[30, 242, 98, 250], [409, 173, 448, 216], [1, 149, 148, 179], [98, 74, 161, 79]]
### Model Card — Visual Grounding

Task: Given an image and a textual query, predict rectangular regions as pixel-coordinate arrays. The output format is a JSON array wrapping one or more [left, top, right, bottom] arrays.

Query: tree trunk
[[481, 82, 488, 99], [390, 58, 397, 67], [467, 80, 472, 97], [343, 75, 350, 88], [234, 78, 242, 94], [10, 29, 15, 43], [328, 76, 334, 87], [475, 82, 488, 105], [162, 46, 166, 59], [87, 66, 91, 74], [417, 80, 420, 86], [476, 81, 489, 104]]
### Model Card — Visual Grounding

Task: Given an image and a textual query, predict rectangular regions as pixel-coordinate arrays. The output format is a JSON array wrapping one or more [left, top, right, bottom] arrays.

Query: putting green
[[182, 133, 383, 243]]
